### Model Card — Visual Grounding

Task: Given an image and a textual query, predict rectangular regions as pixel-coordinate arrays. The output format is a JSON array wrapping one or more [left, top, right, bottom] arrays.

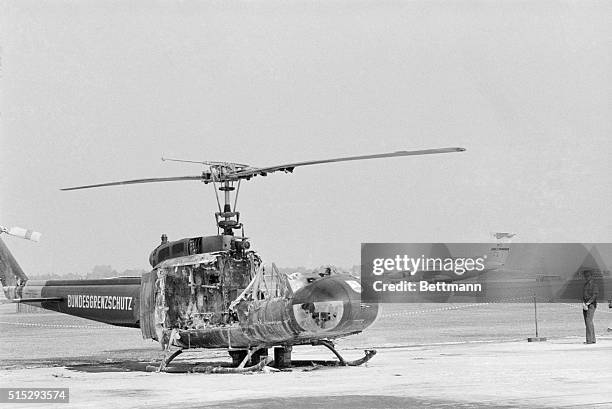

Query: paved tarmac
[[2, 336, 611, 408], [2, 303, 611, 408]]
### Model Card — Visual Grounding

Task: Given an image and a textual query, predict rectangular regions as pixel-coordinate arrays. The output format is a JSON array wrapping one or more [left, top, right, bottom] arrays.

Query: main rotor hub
[[211, 179, 243, 235]]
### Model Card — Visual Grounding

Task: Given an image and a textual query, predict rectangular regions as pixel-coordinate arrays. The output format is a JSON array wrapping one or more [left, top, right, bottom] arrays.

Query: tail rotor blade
[[0, 226, 42, 242]]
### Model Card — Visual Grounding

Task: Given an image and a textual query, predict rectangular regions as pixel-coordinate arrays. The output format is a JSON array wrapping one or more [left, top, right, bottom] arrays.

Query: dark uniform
[[582, 271, 599, 344]]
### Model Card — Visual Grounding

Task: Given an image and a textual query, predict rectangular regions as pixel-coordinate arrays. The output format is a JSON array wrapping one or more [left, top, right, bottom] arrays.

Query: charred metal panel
[[154, 268, 169, 343], [222, 256, 253, 312], [161, 258, 225, 329], [174, 325, 248, 349], [152, 251, 259, 348], [140, 270, 157, 339], [240, 298, 301, 345]]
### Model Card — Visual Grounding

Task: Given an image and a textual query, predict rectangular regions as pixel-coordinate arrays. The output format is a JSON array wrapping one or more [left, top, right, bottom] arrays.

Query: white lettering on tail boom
[[67, 294, 133, 310]]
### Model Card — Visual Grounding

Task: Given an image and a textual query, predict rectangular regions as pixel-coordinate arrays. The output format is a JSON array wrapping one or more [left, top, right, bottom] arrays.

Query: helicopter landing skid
[[304, 340, 377, 367], [147, 340, 375, 373], [146, 347, 273, 374]]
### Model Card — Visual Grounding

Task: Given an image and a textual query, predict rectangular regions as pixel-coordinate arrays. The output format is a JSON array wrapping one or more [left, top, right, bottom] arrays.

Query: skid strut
[[157, 348, 183, 372], [156, 328, 184, 372], [237, 346, 267, 368], [316, 340, 347, 365]]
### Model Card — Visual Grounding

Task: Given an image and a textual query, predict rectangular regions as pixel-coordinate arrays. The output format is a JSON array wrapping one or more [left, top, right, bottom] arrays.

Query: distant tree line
[[30, 264, 361, 280], [30, 265, 148, 280]]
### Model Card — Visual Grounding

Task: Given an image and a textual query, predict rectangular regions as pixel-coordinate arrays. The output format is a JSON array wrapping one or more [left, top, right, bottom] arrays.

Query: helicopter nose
[[291, 275, 378, 335]]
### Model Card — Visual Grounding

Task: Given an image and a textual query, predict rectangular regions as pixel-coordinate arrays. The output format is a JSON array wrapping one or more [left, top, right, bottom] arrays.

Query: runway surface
[[1, 302, 611, 408]]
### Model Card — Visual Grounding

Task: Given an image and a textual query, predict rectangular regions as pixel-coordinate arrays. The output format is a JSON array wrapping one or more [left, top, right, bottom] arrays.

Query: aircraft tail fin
[[484, 244, 511, 270], [483, 232, 515, 270], [0, 237, 29, 300]]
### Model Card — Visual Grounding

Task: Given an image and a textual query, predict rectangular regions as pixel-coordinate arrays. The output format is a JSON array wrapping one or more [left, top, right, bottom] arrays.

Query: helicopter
[[1, 147, 477, 372]]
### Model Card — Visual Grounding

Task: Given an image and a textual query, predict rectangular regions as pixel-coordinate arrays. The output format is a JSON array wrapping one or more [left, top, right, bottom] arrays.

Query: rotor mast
[[216, 180, 241, 235], [205, 163, 244, 235]]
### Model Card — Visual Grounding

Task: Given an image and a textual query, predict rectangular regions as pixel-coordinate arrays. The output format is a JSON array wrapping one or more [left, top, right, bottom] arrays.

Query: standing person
[[582, 270, 599, 344]]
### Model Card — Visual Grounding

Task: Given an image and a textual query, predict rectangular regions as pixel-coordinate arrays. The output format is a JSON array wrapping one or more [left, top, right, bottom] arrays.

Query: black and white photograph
[[1, 1, 611, 408]]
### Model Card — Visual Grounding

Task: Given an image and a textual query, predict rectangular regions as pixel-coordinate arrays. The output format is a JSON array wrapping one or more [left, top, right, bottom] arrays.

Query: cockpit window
[[158, 246, 170, 262], [172, 242, 185, 256]]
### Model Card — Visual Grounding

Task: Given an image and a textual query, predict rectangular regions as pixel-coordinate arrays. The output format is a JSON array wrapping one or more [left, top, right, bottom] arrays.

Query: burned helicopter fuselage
[[141, 234, 378, 350]]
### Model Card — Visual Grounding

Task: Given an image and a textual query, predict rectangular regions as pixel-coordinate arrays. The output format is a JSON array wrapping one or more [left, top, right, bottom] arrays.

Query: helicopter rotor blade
[[61, 147, 466, 190], [61, 175, 205, 191], [231, 147, 466, 179]]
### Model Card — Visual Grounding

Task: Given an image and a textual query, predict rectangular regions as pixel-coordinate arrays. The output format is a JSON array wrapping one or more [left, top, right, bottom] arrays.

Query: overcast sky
[[1, 1, 611, 275]]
